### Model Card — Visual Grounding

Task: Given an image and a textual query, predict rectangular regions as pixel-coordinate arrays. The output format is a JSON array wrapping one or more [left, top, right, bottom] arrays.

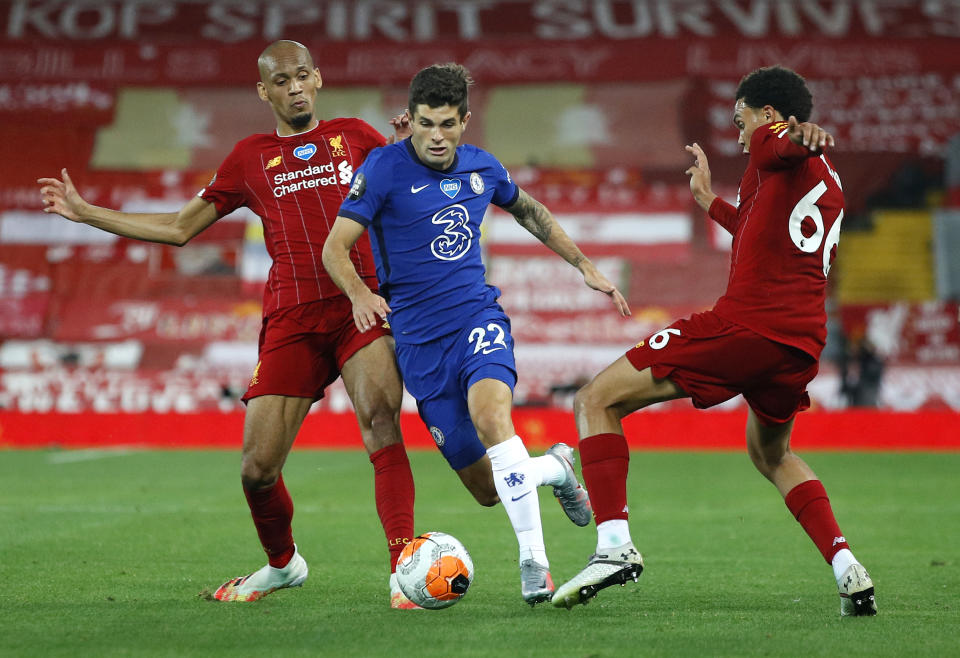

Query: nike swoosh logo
[[410, 184, 429, 193], [481, 347, 505, 355], [511, 491, 532, 502]]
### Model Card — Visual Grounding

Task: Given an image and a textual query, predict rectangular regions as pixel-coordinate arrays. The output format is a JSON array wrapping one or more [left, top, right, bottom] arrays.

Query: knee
[[355, 396, 402, 442], [574, 381, 608, 421], [470, 406, 511, 444], [747, 441, 786, 477], [240, 455, 281, 490]]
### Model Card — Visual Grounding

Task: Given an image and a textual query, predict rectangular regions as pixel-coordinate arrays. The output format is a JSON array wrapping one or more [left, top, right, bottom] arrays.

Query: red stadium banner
[[3, 1, 959, 87], [1, 409, 957, 451], [839, 301, 960, 365], [53, 297, 263, 344], [0, 245, 51, 338], [2, 36, 956, 87]]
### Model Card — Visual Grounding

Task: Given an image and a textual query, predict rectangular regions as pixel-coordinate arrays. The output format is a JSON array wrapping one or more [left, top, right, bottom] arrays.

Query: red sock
[[244, 474, 295, 568], [579, 433, 630, 525], [370, 443, 415, 573], [784, 479, 850, 564]]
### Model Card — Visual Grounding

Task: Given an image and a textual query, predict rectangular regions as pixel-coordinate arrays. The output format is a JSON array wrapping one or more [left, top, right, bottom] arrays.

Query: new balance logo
[[504, 472, 525, 487], [833, 536, 846, 547]]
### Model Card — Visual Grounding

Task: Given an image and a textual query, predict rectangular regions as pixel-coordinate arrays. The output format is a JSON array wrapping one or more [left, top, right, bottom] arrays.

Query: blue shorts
[[396, 304, 517, 470]]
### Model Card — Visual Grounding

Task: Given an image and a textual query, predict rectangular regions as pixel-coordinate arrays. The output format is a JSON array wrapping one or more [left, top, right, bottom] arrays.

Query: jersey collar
[[275, 121, 323, 138]]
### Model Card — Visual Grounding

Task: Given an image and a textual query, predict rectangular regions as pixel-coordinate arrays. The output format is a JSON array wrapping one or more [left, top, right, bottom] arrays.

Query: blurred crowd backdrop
[[1, 0, 959, 423]]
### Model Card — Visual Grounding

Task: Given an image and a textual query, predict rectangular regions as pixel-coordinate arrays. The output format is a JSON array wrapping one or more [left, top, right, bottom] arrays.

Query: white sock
[[531, 454, 566, 487], [597, 520, 632, 553], [831, 548, 857, 584], [487, 436, 548, 566]]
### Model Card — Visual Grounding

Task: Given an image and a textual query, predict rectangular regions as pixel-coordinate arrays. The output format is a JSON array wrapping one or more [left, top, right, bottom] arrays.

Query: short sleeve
[[749, 123, 815, 171], [198, 143, 246, 217], [358, 120, 388, 151], [490, 159, 519, 208], [337, 148, 389, 226]]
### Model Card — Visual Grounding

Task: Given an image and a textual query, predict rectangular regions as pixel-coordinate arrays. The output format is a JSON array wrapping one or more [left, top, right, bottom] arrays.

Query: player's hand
[[386, 113, 411, 144], [37, 168, 88, 222], [580, 262, 631, 317], [352, 290, 392, 333], [787, 115, 834, 151], [684, 143, 716, 211]]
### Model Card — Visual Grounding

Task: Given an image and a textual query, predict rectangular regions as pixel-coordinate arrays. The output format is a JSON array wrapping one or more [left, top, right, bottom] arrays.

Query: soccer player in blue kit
[[322, 63, 630, 604]]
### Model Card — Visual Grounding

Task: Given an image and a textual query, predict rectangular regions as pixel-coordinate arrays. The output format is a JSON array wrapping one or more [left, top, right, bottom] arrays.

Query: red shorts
[[625, 311, 818, 426], [242, 296, 391, 403]]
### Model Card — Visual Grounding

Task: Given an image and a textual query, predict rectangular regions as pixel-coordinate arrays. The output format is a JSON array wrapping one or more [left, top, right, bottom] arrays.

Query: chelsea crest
[[469, 172, 484, 194]]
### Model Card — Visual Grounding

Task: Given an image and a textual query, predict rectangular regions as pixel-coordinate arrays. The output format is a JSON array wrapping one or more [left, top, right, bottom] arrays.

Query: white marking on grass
[[47, 449, 139, 464]]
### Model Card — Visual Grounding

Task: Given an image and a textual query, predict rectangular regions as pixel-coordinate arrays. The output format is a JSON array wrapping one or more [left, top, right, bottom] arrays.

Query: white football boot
[[552, 542, 643, 609], [213, 546, 308, 602], [838, 563, 877, 616], [389, 572, 423, 610]]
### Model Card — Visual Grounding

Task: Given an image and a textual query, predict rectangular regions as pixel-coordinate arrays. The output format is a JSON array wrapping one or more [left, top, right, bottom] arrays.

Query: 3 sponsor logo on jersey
[[469, 172, 484, 194], [440, 178, 461, 199], [272, 160, 354, 198], [430, 204, 472, 260], [293, 143, 317, 160], [328, 135, 346, 157]]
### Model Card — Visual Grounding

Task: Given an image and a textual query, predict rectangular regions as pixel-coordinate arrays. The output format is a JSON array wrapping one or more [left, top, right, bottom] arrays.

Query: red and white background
[[1, 0, 958, 449]]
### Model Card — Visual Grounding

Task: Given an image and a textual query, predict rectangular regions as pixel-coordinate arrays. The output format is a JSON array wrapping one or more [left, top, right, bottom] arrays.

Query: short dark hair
[[735, 66, 813, 123], [408, 63, 473, 119]]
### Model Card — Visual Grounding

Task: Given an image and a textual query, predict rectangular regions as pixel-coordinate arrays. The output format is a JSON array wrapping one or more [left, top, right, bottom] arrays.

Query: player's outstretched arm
[[786, 115, 834, 151], [37, 168, 218, 246], [684, 142, 718, 212], [322, 216, 391, 332], [506, 188, 630, 317]]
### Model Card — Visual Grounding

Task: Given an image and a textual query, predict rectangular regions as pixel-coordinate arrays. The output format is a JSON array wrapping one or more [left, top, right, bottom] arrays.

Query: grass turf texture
[[1, 449, 956, 657]]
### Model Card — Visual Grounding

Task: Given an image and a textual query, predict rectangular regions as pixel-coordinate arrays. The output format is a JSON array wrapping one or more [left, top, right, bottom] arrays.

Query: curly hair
[[735, 66, 813, 122], [408, 63, 473, 119]]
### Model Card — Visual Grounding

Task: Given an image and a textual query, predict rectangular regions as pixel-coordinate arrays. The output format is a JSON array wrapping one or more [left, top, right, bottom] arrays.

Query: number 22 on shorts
[[469, 323, 507, 355]]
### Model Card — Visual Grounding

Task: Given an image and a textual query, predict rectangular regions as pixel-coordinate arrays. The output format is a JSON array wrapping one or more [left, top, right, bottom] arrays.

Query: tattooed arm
[[505, 188, 630, 316]]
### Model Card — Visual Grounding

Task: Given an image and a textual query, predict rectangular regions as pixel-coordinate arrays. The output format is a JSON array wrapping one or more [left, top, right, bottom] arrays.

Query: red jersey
[[708, 121, 844, 359], [200, 119, 384, 315]]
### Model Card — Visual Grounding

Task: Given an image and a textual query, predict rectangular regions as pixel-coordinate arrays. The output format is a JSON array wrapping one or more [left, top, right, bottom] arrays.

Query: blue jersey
[[337, 138, 519, 344]]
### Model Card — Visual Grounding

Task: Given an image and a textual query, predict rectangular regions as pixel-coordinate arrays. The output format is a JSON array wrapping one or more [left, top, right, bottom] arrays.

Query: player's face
[[257, 51, 322, 135], [733, 98, 774, 154], [408, 104, 470, 170]]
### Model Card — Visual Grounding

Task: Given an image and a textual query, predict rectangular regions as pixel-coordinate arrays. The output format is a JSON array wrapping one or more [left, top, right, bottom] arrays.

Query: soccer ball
[[395, 532, 473, 609]]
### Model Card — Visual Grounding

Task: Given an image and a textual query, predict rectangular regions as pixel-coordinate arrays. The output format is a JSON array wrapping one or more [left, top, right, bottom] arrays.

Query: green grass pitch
[[1, 449, 957, 657]]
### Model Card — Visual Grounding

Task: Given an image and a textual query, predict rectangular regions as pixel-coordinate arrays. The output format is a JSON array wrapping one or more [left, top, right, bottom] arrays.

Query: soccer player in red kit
[[552, 66, 877, 617], [38, 40, 419, 608]]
